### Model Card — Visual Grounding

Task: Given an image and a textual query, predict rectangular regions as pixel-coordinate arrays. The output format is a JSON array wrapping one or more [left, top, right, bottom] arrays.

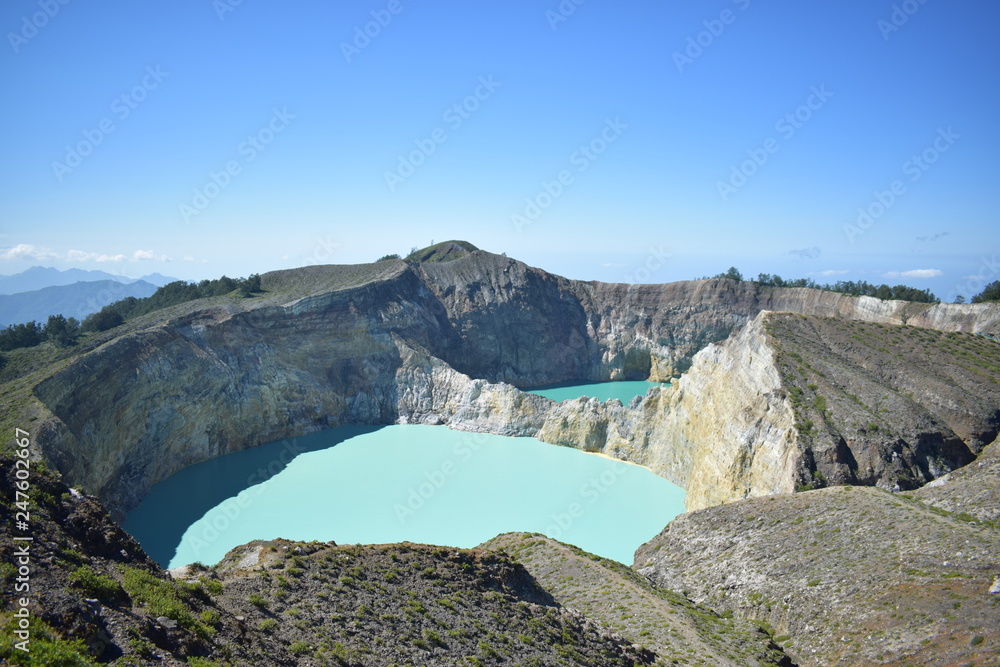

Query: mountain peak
[[405, 240, 479, 263]]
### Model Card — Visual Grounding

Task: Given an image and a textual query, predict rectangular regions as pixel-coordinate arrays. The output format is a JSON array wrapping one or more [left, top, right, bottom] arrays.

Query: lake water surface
[[527, 380, 664, 403], [124, 385, 684, 569]]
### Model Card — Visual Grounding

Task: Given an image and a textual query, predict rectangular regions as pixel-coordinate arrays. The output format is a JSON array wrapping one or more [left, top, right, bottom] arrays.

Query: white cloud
[[67, 250, 126, 263], [66, 248, 171, 263], [1, 244, 58, 261], [816, 269, 849, 277], [883, 269, 943, 279]]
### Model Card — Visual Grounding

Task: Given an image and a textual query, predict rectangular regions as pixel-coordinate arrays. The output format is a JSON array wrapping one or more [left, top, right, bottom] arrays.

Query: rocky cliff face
[[23, 249, 1000, 516], [608, 313, 801, 511], [538, 310, 1000, 510]]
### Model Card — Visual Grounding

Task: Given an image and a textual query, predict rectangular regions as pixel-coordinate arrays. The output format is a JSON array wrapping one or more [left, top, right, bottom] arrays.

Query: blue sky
[[1, 0, 997, 301]]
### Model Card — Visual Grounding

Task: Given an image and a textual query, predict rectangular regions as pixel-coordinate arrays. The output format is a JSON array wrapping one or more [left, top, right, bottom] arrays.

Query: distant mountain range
[[0, 266, 178, 295], [0, 279, 160, 327]]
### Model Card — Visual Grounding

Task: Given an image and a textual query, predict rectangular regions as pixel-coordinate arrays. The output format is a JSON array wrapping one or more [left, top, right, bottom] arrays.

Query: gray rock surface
[[635, 485, 1000, 666]]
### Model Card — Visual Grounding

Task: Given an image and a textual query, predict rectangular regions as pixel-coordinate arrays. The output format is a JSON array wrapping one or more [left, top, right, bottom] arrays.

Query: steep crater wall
[[27, 252, 1000, 516]]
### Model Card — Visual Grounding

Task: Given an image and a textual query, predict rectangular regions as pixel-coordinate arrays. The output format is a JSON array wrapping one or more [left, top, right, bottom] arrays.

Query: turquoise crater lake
[[526, 380, 665, 403], [124, 423, 685, 569]]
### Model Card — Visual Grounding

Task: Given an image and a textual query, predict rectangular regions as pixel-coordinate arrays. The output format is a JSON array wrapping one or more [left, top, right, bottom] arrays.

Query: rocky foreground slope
[[635, 482, 1000, 666], [912, 437, 1000, 524], [5, 244, 998, 517], [631, 441, 1000, 667], [480, 533, 791, 666]]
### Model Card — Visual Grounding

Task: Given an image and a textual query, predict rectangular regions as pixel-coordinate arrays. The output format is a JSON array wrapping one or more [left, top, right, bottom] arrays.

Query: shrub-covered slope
[[636, 485, 1000, 666], [764, 313, 1000, 490], [481, 532, 792, 667], [208, 539, 654, 666]]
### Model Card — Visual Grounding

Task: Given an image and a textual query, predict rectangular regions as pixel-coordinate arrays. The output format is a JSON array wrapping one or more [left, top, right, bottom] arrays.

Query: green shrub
[[120, 566, 213, 639], [258, 618, 278, 632], [129, 637, 155, 659], [423, 628, 446, 647], [248, 593, 268, 608], [289, 641, 311, 655], [69, 565, 121, 604], [199, 609, 221, 626], [200, 577, 223, 596], [971, 635, 984, 646]]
